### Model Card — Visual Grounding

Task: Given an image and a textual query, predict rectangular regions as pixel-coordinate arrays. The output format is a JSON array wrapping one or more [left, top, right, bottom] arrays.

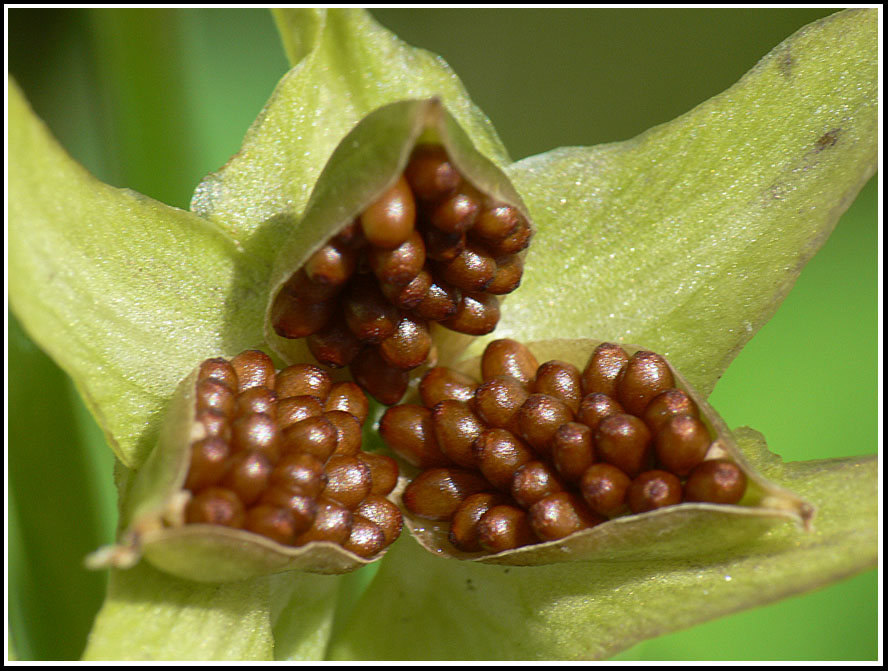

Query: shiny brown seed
[[528, 492, 605, 542], [627, 470, 682, 513], [577, 392, 625, 434], [532, 360, 583, 413], [440, 292, 500, 335], [184, 437, 232, 492], [412, 279, 461, 321], [484, 219, 532, 257], [322, 455, 373, 509], [357, 452, 399, 497], [473, 428, 535, 492], [258, 487, 317, 534], [349, 347, 410, 405], [306, 313, 363, 368], [234, 386, 278, 418], [280, 267, 342, 303], [419, 367, 476, 408], [595, 413, 653, 478], [477, 505, 537, 553], [403, 144, 461, 202], [195, 378, 236, 418], [448, 492, 510, 552], [423, 227, 466, 263], [333, 219, 367, 250], [324, 381, 370, 424], [379, 314, 432, 370], [510, 460, 565, 509], [230, 412, 281, 462], [367, 229, 426, 286], [342, 516, 387, 558], [359, 175, 416, 249], [485, 254, 524, 295], [304, 241, 358, 288], [294, 498, 353, 546], [196, 408, 232, 441], [280, 415, 338, 462], [220, 450, 273, 506], [197, 357, 238, 391], [434, 244, 496, 292], [270, 452, 327, 498], [271, 291, 336, 339], [551, 421, 595, 482], [481, 339, 539, 388], [379, 404, 451, 468], [615, 350, 676, 417], [402, 467, 489, 521], [643, 388, 700, 435], [276, 363, 332, 401], [683, 459, 747, 505], [326, 410, 363, 457], [471, 204, 524, 243], [277, 395, 325, 430], [354, 494, 404, 546], [244, 505, 300, 545], [472, 376, 528, 431], [654, 414, 712, 477], [230, 350, 276, 393], [428, 185, 482, 234], [580, 462, 632, 517], [185, 487, 245, 528], [342, 282, 401, 344], [380, 268, 434, 310], [581, 342, 629, 397], [517, 394, 575, 456], [432, 400, 485, 468]]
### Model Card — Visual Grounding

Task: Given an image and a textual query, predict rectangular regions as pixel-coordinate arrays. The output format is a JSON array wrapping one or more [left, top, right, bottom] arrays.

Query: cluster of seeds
[[182, 349, 403, 558], [381, 340, 748, 554], [270, 143, 532, 405]]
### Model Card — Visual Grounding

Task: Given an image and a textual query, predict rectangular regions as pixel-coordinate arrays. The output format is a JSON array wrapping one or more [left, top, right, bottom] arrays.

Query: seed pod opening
[[87, 350, 404, 583], [391, 338, 814, 566], [264, 99, 533, 406]]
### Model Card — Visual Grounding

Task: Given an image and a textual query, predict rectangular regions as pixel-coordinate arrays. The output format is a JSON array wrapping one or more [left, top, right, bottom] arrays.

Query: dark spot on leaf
[[777, 47, 793, 78], [816, 129, 840, 151], [466, 578, 475, 591]]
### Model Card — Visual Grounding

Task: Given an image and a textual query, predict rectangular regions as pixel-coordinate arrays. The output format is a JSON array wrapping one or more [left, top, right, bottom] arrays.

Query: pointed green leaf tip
[[499, 9, 877, 395]]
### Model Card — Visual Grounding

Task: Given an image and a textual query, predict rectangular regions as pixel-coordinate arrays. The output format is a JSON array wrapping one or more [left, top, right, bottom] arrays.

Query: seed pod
[[276, 363, 332, 401], [595, 413, 653, 479], [517, 393, 575, 456], [471, 204, 524, 244], [186, 488, 245, 528], [230, 412, 281, 462], [481, 339, 538, 388], [616, 350, 675, 416], [627, 470, 683, 514], [581, 342, 629, 397], [577, 392, 624, 434], [358, 452, 400, 497], [378, 314, 432, 370], [511, 460, 565, 509], [379, 404, 451, 469], [325, 382, 370, 424], [643, 388, 700, 434], [326, 410, 364, 457], [551, 421, 595, 483], [419, 366, 477, 407], [449, 492, 510, 552], [434, 244, 496, 292], [277, 395, 325, 430], [354, 495, 404, 547], [684, 459, 747, 505], [343, 517, 388, 558], [404, 143, 461, 201], [580, 462, 631, 518], [485, 254, 524, 295], [473, 428, 535, 492], [359, 175, 416, 249], [532, 360, 583, 413], [304, 241, 358, 289], [281, 415, 338, 462], [432, 400, 485, 468], [477, 505, 537, 553], [654, 414, 712, 477], [367, 229, 426, 286], [184, 438, 231, 492], [231, 350, 277, 393], [528, 492, 605, 542], [245, 505, 301, 546], [472, 375, 528, 431], [428, 183, 482, 234], [322, 455, 373, 510], [234, 386, 278, 418], [440, 292, 500, 335], [402, 467, 489, 521]]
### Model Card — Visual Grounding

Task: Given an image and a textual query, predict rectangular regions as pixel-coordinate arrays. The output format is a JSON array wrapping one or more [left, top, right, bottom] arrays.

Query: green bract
[[8, 8, 876, 661]]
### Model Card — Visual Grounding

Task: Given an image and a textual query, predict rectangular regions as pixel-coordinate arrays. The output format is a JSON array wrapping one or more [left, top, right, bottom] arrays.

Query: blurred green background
[[7, 8, 877, 661]]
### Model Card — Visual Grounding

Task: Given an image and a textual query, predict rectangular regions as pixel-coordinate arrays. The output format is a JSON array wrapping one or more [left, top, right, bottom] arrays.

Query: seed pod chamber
[[395, 338, 815, 566]]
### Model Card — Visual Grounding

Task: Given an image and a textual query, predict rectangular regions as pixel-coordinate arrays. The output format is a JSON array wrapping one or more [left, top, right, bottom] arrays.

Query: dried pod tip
[[271, 143, 532, 405]]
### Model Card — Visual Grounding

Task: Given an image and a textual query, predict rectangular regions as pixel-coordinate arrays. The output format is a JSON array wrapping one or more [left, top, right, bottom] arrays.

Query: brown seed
[[627, 470, 682, 514], [615, 350, 675, 417], [595, 413, 653, 478], [404, 144, 461, 202], [230, 350, 276, 393], [324, 381, 370, 424], [510, 460, 565, 509], [234, 386, 278, 418], [195, 378, 236, 418], [379, 404, 451, 469], [580, 462, 632, 517], [294, 498, 353, 546], [517, 394, 575, 456], [581, 342, 629, 397], [423, 227, 466, 263], [280, 415, 338, 462], [280, 267, 342, 303], [485, 254, 524, 295], [197, 357, 238, 391], [342, 516, 387, 558], [185, 487, 245, 528], [484, 219, 532, 257], [471, 204, 524, 243], [428, 184, 482, 234], [359, 175, 416, 249], [258, 487, 317, 534], [271, 291, 336, 340], [306, 313, 363, 368], [643, 388, 700, 434], [481, 339, 539, 388], [434, 244, 496, 292], [379, 314, 432, 370], [184, 437, 232, 492], [230, 412, 280, 462], [342, 281, 401, 344], [472, 375, 528, 431], [402, 467, 489, 521], [270, 452, 327, 498], [367, 229, 426, 286], [354, 494, 404, 546], [417, 368, 474, 408], [322, 455, 373, 509], [357, 452, 400, 497], [448, 492, 510, 552], [380, 268, 434, 310], [683, 459, 747, 505], [551, 421, 596, 482], [220, 450, 273, 506], [326, 410, 363, 457], [196, 408, 232, 441], [532, 360, 583, 413], [276, 363, 332, 401], [473, 428, 535, 492], [432, 400, 485, 468], [477, 505, 537, 553], [333, 219, 367, 251], [528, 491, 605, 542], [304, 241, 358, 288], [654, 414, 712, 477], [577, 392, 625, 434], [412, 279, 462, 321], [244, 505, 300, 545], [277, 395, 325, 430], [349, 347, 410, 406], [440, 292, 500, 336]]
